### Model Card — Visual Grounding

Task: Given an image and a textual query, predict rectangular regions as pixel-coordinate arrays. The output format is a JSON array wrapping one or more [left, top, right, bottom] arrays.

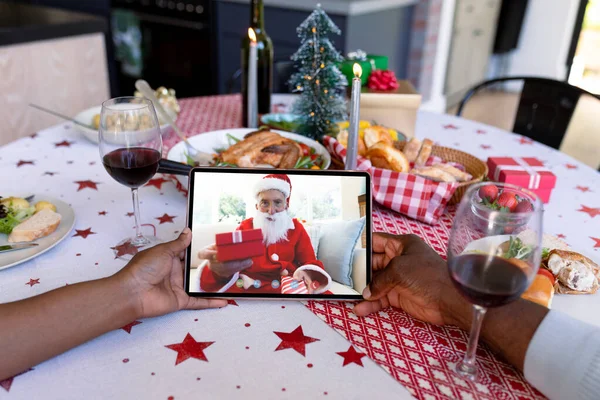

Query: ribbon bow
[[493, 157, 550, 189]]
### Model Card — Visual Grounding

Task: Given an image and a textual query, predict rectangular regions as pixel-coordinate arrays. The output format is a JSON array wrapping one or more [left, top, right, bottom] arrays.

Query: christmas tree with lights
[[289, 5, 347, 139]]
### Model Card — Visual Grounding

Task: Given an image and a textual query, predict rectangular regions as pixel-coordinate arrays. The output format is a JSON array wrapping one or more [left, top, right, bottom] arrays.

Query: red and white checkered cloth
[[323, 136, 459, 225]]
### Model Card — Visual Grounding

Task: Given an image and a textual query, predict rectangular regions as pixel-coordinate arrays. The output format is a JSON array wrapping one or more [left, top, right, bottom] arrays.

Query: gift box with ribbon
[[487, 157, 557, 203], [215, 229, 265, 262], [280, 276, 308, 295]]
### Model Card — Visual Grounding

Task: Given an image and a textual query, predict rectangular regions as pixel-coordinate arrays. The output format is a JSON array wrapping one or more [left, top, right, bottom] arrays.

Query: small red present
[[280, 276, 308, 294], [215, 229, 265, 262], [487, 157, 557, 203]]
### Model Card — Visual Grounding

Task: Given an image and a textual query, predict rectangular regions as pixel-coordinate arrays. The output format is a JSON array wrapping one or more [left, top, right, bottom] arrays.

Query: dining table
[[1, 93, 599, 400]]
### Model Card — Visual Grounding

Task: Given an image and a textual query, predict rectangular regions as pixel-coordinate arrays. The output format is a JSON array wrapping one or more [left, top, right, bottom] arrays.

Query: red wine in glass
[[449, 254, 529, 308], [102, 147, 161, 188]]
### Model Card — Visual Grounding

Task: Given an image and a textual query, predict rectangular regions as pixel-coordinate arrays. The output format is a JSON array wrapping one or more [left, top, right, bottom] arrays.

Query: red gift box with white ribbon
[[487, 157, 557, 203], [215, 229, 265, 262]]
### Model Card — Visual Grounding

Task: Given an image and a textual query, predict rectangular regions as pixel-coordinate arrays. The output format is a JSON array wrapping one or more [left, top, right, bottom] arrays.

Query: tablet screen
[[186, 169, 371, 299]]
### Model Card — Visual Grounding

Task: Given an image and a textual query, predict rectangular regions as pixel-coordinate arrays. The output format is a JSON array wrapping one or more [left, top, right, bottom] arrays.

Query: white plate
[[0, 196, 76, 271], [73, 106, 175, 144], [166, 128, 332, 188]]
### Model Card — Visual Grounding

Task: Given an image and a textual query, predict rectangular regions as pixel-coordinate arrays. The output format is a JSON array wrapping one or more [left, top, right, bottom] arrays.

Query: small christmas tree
[[289, 5, 348, 140]]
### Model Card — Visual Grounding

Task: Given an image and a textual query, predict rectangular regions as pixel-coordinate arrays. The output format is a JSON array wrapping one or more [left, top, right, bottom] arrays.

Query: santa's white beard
[[254, 210, 294, 246]]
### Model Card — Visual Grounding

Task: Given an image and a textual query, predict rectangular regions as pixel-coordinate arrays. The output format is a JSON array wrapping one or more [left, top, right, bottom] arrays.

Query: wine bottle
[[241, 0, 273, 127]]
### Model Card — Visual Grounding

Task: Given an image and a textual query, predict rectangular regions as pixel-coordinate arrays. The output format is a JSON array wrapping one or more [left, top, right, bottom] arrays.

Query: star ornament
[[165, 333, 214, 365], [156, 213, 176, 224], [26, 278, 40, 287], [74, 180, 100, 191], [337, 346, 367, 367], [146, 177, 168, 190], [121, 320, 142, 334], [111, 241, 140, 258], [578, 205, 600, 218], [273, 325, 319, 356], [73, 228, 96, 239]]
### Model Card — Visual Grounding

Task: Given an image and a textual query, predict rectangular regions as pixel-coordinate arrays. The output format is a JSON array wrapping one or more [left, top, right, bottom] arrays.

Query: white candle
[[346, 63, 362, 170], [247, 27, 258, 129]]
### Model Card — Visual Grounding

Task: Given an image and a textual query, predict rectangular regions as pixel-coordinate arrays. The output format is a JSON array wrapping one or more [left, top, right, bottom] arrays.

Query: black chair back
[[456, 76, 600, 150]]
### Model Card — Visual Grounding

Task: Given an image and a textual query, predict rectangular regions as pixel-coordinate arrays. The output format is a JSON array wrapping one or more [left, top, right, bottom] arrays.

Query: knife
[[0, 243, 39, 253]]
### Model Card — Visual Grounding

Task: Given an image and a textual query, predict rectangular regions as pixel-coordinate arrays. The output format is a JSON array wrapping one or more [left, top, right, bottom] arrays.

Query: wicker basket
[[394, 141, 488, 205]]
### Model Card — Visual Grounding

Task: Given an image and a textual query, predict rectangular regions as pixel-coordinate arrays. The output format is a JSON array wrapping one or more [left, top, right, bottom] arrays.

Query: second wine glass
[[447, 182, 543, 381], [99, 97, 163, 258]]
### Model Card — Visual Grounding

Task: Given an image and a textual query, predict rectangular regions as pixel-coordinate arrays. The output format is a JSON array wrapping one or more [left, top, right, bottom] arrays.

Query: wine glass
[[447, 182, 543, 381], [99, 97, 163, 258]]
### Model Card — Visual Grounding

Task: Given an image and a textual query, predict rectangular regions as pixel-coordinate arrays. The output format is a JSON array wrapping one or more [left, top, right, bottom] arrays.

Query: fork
[[135, 80, 213, 166]]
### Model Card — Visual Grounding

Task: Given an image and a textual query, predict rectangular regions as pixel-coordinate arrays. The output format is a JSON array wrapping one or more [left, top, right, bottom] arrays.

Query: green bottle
[[241, 0, 273, 126]]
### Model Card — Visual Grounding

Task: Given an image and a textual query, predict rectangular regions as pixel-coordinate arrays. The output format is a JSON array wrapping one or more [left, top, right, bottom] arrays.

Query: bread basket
[[394, 141, 488, 205]]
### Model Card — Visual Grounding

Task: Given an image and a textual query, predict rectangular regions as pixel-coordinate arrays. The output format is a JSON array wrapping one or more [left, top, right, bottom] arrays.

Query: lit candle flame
[[248, 27, 257, 43], [353, 63, 362, 78]]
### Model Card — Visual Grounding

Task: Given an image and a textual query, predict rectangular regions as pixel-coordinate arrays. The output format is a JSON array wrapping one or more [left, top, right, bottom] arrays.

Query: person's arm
[[353, 233, 600, 399], [0, 228, 227, 381]]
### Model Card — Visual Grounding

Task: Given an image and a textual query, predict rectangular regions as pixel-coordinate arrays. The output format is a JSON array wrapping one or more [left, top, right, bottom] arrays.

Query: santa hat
[[254, 174, 292, 205]]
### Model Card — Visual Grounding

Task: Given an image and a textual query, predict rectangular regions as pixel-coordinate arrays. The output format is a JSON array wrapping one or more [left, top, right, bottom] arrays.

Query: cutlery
[[29, 104, 95, 130], [157, 159, 192, 176], [0, 243, 39, 253], [134, 80, 213, 166]]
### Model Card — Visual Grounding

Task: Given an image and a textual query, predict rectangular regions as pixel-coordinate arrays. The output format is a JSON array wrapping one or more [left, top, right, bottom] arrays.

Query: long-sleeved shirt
[[525, 311, 600, 399]]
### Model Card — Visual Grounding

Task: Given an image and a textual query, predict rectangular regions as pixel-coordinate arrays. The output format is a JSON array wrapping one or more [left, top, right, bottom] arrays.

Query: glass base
[[112, 236, 162, 260], [454, 360, 479, 382]]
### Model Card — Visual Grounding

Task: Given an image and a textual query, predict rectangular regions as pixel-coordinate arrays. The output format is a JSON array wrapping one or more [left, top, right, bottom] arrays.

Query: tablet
[[184, 168, 371, 300]]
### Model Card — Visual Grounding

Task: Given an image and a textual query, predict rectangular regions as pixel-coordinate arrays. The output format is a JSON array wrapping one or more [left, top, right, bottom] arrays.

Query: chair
[[226, 60, 296, 95], [456, 77, 600, 151]]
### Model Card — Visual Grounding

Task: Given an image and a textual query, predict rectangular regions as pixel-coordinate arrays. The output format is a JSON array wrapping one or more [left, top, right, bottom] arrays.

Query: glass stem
[[458, 305, 487, 377], [131, 188, 144, 242]]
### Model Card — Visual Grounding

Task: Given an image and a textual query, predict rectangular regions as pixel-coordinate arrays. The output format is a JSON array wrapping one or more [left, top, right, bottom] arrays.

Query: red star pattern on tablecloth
[[517, 137, 534, 145], [111, 241, 140, 258], [29, 133, 38, 139], [476, 129, 486, 134], [73, 228, 96, 239], [565, 163, 578, 169], [125, 212, 135, 217], [273, 325, 319, 356], [576, 185, 591, 192], [120, 320, 143, 334], [480, 144, 491, 149], [43, 171, 58, 176], [54, 140, 74, 147], [16, 160, 34, 167], [165, 333, 214, 365], [0, 369, 32, 392], [74, 180, 100, 191], [336, 346, 366, 367], [227, 300, 239, 306], [591, 237, 600, 248], [557, 234, 567, 239], [578, 205, 600, 218], [156, 213, 176, 224], [98, 211, 107, 216], [146, 177, 169, 190], [443, 124, 458, 130], [25, 278, 40, 287]]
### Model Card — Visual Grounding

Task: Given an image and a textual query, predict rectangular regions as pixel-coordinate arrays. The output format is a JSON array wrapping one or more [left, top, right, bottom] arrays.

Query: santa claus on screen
[[198, 174, 332, 294]]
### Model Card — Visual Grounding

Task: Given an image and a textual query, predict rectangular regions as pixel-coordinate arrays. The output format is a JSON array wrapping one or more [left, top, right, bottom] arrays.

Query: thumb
[[363, 263, 400, 301], [165, 227, 192, 255]]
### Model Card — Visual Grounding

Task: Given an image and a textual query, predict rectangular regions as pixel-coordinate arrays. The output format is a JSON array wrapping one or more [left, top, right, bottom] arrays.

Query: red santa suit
[[199, 173, 332, 294]]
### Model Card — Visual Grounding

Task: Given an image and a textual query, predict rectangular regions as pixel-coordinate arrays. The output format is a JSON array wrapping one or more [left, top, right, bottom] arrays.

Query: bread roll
[[337, 130, 367, 156], [410, 166, 456, 182], [432, 163, 472, 182], [522, 274, 554, 308], [415, 139, 433, 166], [403, 138, 422, 162], [366, 142, 410, 172], [364, 126, 393, 148], [8, 209, 62, 243]]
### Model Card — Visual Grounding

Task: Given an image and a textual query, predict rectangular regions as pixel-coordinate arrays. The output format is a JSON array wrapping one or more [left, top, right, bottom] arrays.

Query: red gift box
[[215, 229, 265, 262], [487, 157, 557, 203]]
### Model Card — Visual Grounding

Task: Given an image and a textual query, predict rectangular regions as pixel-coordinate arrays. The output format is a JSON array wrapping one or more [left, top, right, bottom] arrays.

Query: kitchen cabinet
[[445, 0, 501, 106]]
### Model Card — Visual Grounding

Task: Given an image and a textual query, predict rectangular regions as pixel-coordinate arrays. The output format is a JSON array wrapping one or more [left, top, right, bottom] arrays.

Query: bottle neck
[[250, 0, 265, 31]]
